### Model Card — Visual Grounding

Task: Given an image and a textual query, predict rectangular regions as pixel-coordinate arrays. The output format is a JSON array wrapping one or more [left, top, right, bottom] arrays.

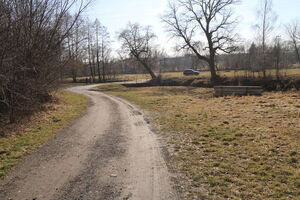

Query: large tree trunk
[[102, 60, 106, 82], [135, 56, 157, 79], [101, 43, 106, 82], [72, 76, 77, 83], [143, 63, 157, 79], [209, 60, 219, 83], [88, 45, 94, 83], [296, 47, 300, 65], [293, 39, 300, 65], [96, 53, 101, 83], [141, 60, 157, 79], [262, 45, 267, 79], [208, 49, 219, 83], [89, 63, 94, 83], [97, 63, 101, 82]]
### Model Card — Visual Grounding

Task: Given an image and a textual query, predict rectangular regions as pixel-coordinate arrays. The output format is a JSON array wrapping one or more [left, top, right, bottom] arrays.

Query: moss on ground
[[94, 84, 300, 200], [0, 91, 88, 179]]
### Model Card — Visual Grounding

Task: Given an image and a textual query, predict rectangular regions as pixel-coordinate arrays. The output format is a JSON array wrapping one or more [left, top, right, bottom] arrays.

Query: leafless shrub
[[0, 0, 89, 123]]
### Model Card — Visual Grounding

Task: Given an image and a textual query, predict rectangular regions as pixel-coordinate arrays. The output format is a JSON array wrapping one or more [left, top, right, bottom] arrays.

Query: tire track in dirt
[[0, 84, 179, 200]]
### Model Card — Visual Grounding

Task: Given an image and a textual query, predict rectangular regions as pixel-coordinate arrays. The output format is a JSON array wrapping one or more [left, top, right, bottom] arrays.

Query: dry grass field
[[0, 91, 88, 178], [116, 68, 300, 81], [64, 68, 300, 84], [94, 84, 300, 200]]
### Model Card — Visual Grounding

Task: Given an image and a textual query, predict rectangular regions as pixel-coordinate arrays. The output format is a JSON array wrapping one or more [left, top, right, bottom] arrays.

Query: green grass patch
[[94, 84, 300, 200], [0, 91, 88, 179]]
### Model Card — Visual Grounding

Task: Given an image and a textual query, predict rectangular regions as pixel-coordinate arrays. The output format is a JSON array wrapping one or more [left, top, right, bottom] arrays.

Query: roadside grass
[[0, 91, 88, 179], [94, 84, 300, 200]]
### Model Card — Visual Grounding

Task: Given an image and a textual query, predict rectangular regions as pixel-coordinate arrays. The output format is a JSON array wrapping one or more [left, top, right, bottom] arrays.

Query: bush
[[0, 0, 87, 122]]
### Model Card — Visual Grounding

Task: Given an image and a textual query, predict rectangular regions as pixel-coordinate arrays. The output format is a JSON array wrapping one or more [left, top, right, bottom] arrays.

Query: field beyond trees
[[120, 68, 300, 81], [94, 84, 300, 199], [63, 68, 300, 84]]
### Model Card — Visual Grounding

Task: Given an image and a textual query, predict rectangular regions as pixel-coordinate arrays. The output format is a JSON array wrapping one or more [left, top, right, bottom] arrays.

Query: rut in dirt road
[[0, 85, 178, 200]]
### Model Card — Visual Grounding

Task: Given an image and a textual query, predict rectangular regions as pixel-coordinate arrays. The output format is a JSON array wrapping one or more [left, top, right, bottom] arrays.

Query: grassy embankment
[[0, 91, 88, 179], [94, 84, 300, 200]]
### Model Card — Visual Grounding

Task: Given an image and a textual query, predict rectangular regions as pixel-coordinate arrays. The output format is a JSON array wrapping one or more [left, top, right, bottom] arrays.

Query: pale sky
[[86, 0, 300, 56]]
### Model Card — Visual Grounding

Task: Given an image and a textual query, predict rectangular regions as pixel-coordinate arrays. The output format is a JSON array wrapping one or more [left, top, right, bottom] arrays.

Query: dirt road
[[0, 85, 178, 200]]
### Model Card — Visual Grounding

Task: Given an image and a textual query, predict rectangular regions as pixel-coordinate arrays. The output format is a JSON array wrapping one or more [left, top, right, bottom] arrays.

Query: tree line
[[64, 16, 113, 83], [1, 0, 300, 123], [0, 0, 90, 123], [57, 0, 300, 85], [116, 0, 300, 83]]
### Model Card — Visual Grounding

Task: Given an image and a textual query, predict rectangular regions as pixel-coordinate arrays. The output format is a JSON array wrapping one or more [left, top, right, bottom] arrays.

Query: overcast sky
[[86, 0, 300, 56]]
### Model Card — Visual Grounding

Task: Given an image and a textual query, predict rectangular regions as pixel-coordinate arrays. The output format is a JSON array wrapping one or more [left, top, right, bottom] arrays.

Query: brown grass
[[0, 91, 88, 178], [63, 68, 300, 84], [94, 84, 300, 200], [116, 68, 300, 81]]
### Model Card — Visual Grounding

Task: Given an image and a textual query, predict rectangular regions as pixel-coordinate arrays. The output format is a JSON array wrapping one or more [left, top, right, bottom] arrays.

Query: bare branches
[[118, 23, 157, 79], [162, 0, 239, 82], [255, 0, 277, 78], [255, 0, 277, 41], [93, 18, 111, 82], [0, 0, 90, 122], [286, 20, 300, 65]]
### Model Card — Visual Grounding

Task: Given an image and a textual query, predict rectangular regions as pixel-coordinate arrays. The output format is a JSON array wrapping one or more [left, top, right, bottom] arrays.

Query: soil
[[0, 85, 178, 200]]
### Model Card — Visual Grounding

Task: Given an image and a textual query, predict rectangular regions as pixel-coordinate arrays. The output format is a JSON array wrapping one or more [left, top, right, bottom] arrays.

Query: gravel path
[[0, 85, 178, 200]]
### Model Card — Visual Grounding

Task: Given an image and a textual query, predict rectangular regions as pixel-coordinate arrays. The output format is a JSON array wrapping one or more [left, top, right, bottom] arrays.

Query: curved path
[[0, 85, 178, 200]]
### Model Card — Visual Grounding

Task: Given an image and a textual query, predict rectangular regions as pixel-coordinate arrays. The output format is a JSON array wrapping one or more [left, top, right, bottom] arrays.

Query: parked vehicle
[[183, 69, 200, 76]]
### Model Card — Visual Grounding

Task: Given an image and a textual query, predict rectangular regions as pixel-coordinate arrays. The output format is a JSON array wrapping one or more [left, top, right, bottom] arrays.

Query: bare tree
[[65, 15, 87, 82], [86, 21, 96, 82], [0, 0, 90, 123], [255, 0, 277, 78], [273, 36, 282, 79], [248, 43, 259, 77], [84, 19, 112, 83], [98, 22, 111, 82], [94, 19, 102, 82], [162, 0, 239, 82], [118, 23, 157, 79], [286, 20, 300, 65]]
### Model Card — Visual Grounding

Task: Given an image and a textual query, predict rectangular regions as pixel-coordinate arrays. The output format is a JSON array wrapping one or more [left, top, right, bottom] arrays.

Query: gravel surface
[[0, 85, 178, 200]]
